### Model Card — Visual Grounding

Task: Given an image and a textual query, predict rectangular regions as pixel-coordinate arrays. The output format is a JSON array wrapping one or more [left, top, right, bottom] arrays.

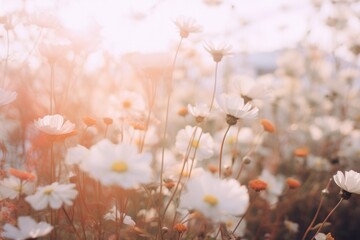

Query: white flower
[[259, 169, 285, 205], [179, 172, 249, 222], [0, 88, 17, 106], [65, 144, 90, 171], [217, 93, 259, 120], [175, 125, 214, 161], [284, 219, 299, 233], [25, 182, 78, 210], [333, 170, 360, 194], [34, 114, 75, 135], [84, 139, 152, 189], [2, 216, 53, 240], [0, 176, 35, 200], [174, 16, 202, 38], [104, 205, 136, 226], [187, 103, 210, 122], [230, 75, 270, 102], [204, 41, 232, 63]]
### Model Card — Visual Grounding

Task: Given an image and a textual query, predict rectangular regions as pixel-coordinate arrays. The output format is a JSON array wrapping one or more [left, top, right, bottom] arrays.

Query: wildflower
[[294, 147, 309, 157], [103, 117, 113, 125], [259, 169, 285, 205], [286, 178, 301, 189], [261, 119, 276, 133], [84, 139, 152, 189], [174, 223, 187, 233], [8, 168, 35, 181], [2, 216, 53, 240], [187, 103, 210, 123], [34, 114, 75, 136], [0, 176, 35, 199], [217, 93, 259, 124], [333, 170, 360, 198], [174, 17, 202, 38], [204, 41, 232, 62], [104, 205, 136, 226], [179, 172, 249, 222], [82, 116, 96, 126], [284, 220, 299, 233], [175, 125, 214, 161], [231, 75, 270, 103], [0, 88, 17, 106], [315, 232, 335, 240], [25, 182, 78, 210], [177, 106, 188, 117], [249, 179, 268, 192], [65, 144, 90, 170]]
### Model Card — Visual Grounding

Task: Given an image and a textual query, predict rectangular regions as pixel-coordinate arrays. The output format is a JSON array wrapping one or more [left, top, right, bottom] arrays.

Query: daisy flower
[[174, 16, 202, 38], [84, 139, 152, 189], [103, 205, 136, 226], [179, 172, 249, 222], [2, 216, 53, 240], [0, 88, 17, 106], [65, 144, 90, 171], [175, 125, 214, 161], [217, 93, 259, 123], [204, 41, 232, 63], [230, 75, 270, 103], [0, 176, 35, 200], [187, 103, 210, 123], [333, 170, 360, 196], [34, 114, 75, 135], [25, 182, 78, 210]]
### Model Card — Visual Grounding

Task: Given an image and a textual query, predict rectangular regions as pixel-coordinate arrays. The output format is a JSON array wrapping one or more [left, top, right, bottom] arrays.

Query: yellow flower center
[[44, 188, 53, 195], [111, 161, 128, 173], [191, 140, 199, 148], [203, 194, 218, 206], [122, 100, 132, 109]]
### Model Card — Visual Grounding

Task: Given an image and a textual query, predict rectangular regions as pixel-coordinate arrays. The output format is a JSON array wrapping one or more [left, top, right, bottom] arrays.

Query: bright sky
[[0, 0, 316, 54]]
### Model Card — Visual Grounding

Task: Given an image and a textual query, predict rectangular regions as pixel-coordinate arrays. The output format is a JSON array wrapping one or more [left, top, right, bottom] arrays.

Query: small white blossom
[[333, 170, 360, 194]]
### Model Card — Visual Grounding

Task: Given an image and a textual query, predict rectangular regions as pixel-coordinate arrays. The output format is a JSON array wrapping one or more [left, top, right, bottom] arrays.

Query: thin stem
[[232, 194, 257, 235], [311, 198, 343, 240], [2, 29, 10, 87], [302, 179, 332, 240], [20, 28, 43, 66], [50, 63, 55, 114], [209, 62, 219, 112], [62, 207, 81, 239], [219, 124, 231, 178]]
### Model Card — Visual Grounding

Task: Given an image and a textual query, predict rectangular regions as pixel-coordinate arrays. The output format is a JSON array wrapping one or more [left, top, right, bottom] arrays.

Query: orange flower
[[103, 117, 113, 125], [294, 147, 309, 157], [208, 164, 218, 174], [326, 233, 335, 240], [164, 180, 175, 190], [260, 119, 276, 133], [173, 223, 187, 233], [249, 179, 268, 192], [82, 116, 96, 126], [9, 168, 35, 181], [286, 178, 301, 189], [177, 107, 188, 117]]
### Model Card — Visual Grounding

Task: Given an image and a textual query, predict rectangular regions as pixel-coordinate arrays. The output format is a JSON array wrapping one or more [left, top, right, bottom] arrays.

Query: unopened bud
[[321, 189, 329, 197], [242, 156, 252, 165]]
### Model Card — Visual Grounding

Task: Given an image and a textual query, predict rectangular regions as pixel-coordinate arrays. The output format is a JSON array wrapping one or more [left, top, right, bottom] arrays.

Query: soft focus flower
[[104, 205, 136, 226], [187, 103, 210, 123], [2, 216, 53, 240], [259, 169, 285, 205], [0, 176, 35, 200], [333, 170, 360, 194], [25, 182, 78, 210], [204, 41, 232, 62], [8, 168, 35, 181], [284, 219, 299, 233], [0, 88, 17, 106], [34, 114, 75, 136], [65, 144, 90, 170], [84, 139, 152, 188], [315, 232, 335, 240], [230, 75, 270, 103], [261, 119, 276, 133], [82, 116, 97, 127], [249, 179, 268, 192], [174, 16, 202, 38], [217, 93, 259, 121], [179, 172, 249, 222], [286, 178, 301, 189], [175, 125, 214, 161], [294, 147, 309, 157], [173, 223, 187, 233]]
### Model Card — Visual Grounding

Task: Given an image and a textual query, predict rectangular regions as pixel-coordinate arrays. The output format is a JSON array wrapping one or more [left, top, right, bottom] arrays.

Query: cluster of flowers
[[1, 0, 360, 239]]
